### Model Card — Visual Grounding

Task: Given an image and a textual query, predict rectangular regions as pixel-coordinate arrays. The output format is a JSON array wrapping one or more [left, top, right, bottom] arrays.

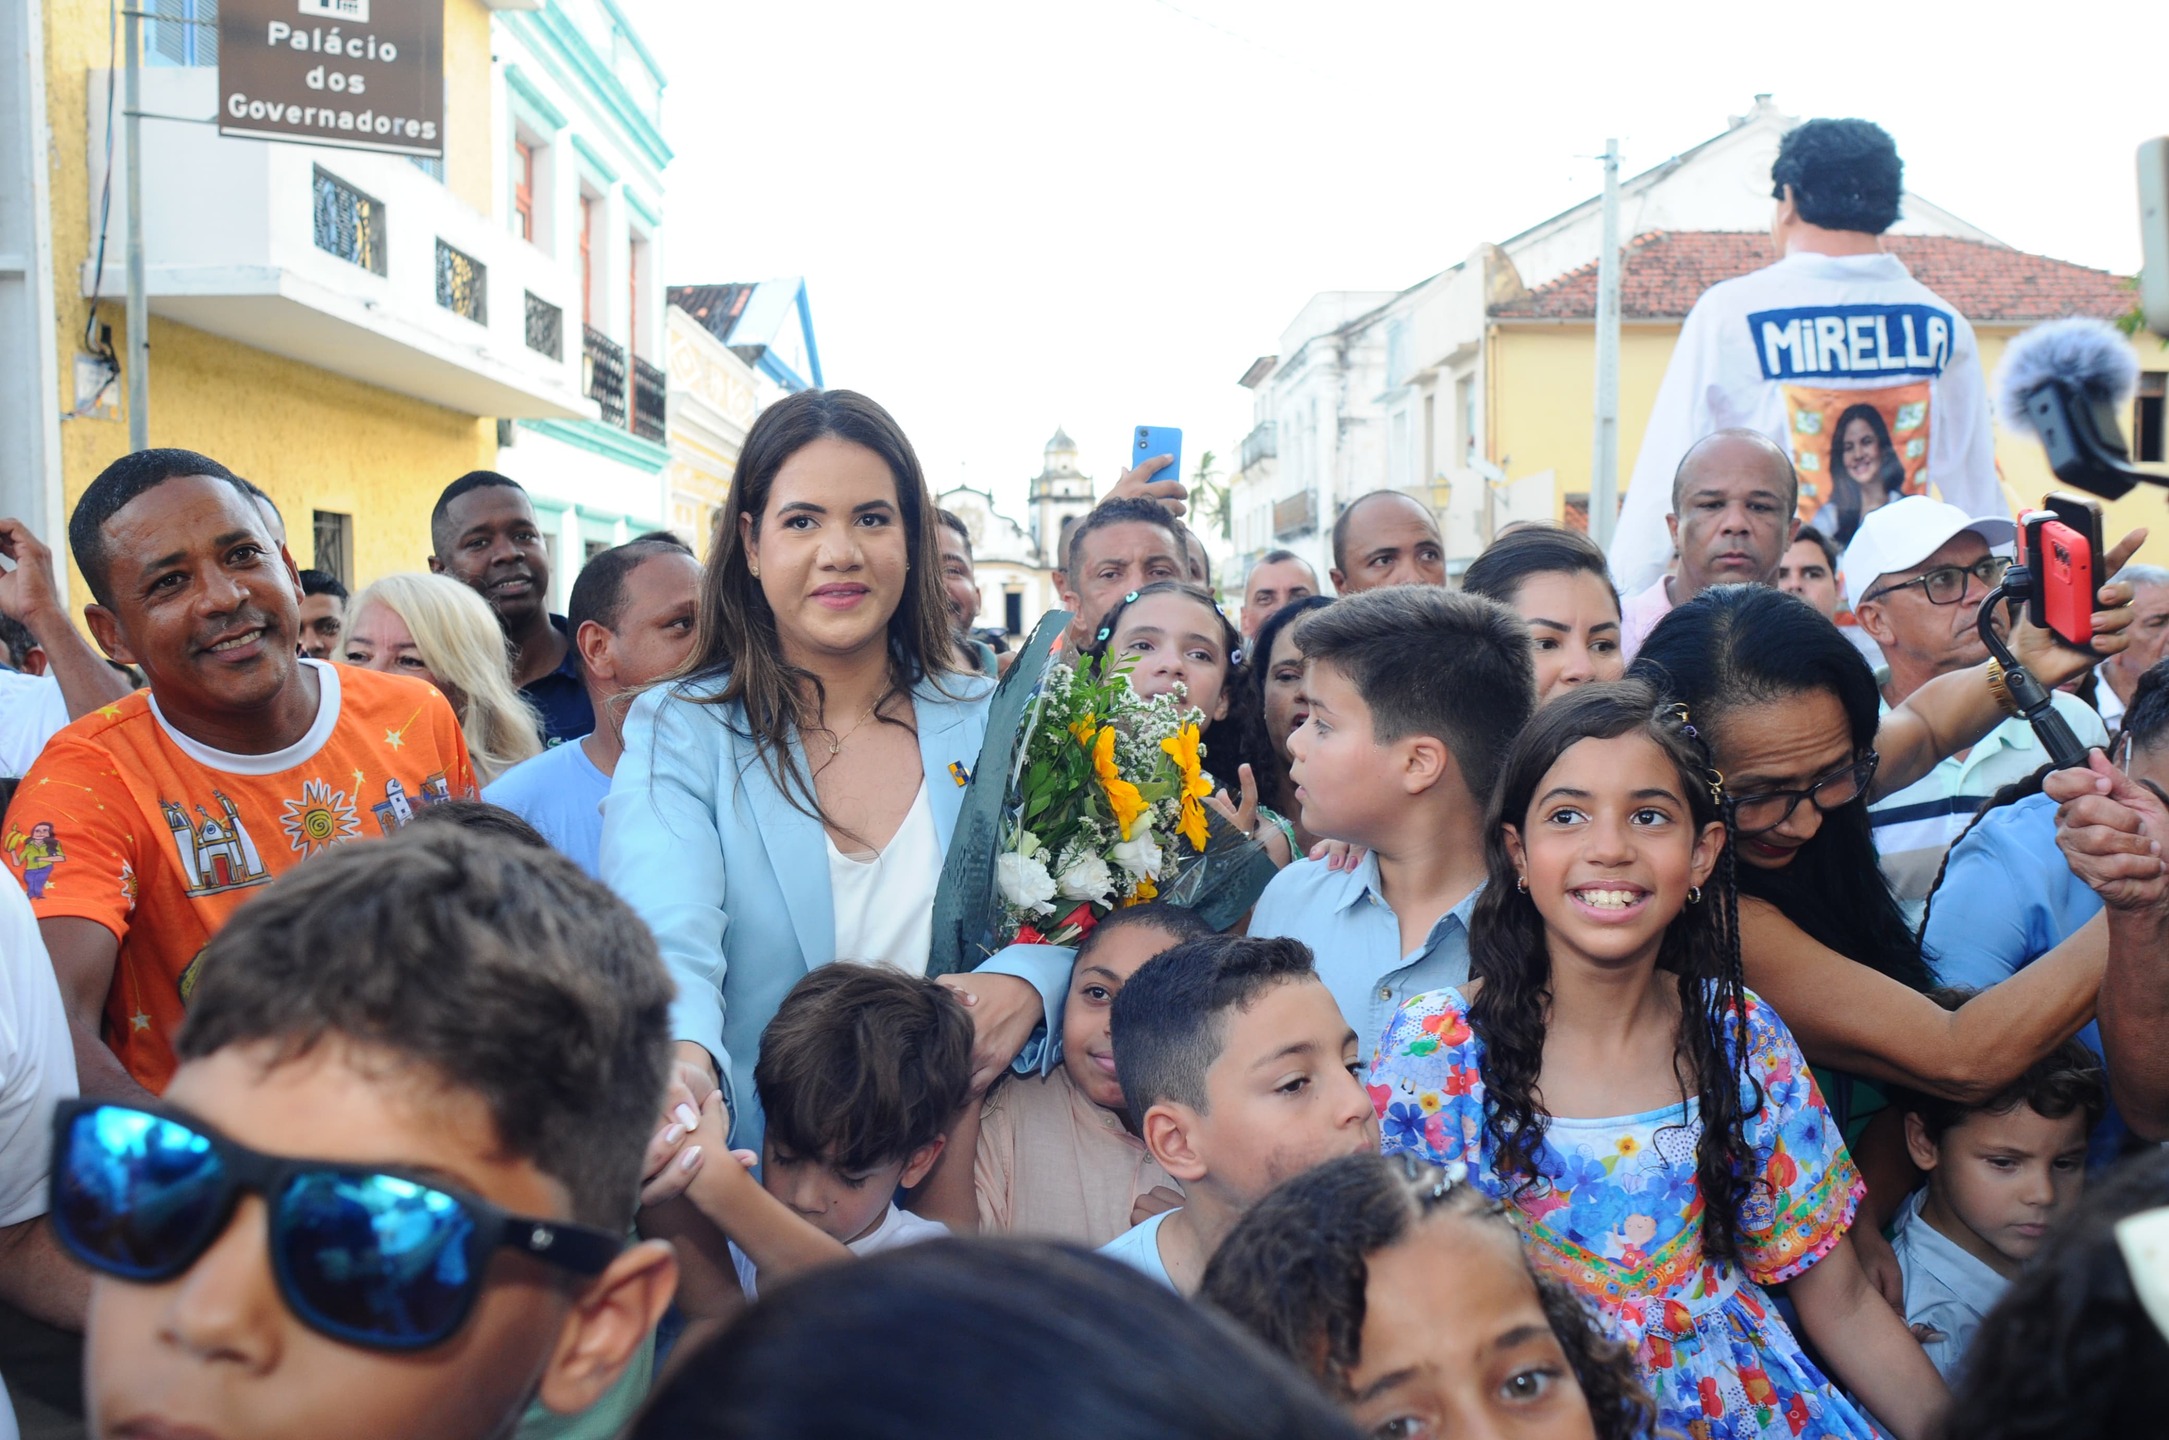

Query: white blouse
[[826, 781, 940, 975]]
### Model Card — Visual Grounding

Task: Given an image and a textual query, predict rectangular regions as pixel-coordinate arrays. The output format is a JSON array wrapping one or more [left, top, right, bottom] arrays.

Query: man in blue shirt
[[1922, 660, 2169, 1163], [429, 471, 595, 743], [485, 534, 701, 875]]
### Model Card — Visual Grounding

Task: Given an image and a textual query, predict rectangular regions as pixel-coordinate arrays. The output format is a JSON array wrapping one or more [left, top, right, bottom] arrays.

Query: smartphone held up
[[2017, 492, 2106, 651], [1131, 424, 1182, 483]]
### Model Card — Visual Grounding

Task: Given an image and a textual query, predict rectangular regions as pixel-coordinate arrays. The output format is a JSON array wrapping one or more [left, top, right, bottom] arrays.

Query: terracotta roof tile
[[1492, 231, 2132, 324]]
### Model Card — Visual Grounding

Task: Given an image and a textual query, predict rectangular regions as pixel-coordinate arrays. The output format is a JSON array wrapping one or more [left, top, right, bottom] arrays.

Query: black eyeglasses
[[49, 1100, 622, 1352], [1860, 556, 2010, 607], [1725, 752, 1880, 837]]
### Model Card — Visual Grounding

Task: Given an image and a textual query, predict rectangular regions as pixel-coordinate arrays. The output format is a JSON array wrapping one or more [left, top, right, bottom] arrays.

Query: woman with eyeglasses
[[1631, 581, 2137, 1100], [1631, 585, 2130, 1290]]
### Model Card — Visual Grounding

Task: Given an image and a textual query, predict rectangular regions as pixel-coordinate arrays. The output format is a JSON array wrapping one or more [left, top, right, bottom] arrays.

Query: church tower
[[1028, 427, 1095, 568]]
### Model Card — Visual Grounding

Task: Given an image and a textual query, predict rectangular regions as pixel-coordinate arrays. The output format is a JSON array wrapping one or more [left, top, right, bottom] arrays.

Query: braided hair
[[1200, 1152, 1654, 1440], [1468, 680, 1763, 1263]]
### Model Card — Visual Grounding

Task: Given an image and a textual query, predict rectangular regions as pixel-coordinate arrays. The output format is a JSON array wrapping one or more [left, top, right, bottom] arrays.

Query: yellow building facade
[[1486, 241, 2169, 561], [26, 0, 629, 603]]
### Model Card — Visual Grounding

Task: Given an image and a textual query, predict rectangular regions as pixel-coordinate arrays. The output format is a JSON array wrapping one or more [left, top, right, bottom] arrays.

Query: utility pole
[[123, 3, 147, 450], [1590, 138, 1621, 549]]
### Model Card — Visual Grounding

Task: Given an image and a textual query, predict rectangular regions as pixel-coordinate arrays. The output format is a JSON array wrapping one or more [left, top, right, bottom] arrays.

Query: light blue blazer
[[600, 668, 1067, 1148]]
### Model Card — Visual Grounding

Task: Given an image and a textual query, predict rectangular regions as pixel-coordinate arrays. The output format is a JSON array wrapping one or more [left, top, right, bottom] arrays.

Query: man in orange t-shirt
[[2, 449, 476, 1097]]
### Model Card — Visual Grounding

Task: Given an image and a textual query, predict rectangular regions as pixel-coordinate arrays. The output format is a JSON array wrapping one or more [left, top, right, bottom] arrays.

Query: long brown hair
[[1469, 680, 1760, 1263], [680, 389, 969, 824]]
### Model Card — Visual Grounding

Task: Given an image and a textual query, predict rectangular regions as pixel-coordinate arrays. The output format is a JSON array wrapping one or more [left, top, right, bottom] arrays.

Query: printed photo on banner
[[1783, 380, 1932, 545]]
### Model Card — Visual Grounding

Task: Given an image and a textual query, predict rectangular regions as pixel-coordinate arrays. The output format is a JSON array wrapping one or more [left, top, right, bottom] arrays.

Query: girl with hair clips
[[1812, 405, 1909, 546], [1085, 580, 1291, 866], [1938, 1148, 2169, 1440], [1368, 681, 1947, 1440], [1244, 594, 1334, 855], [602, 390, 1075, 1162], [1202, 1152, 1654, 1440], [1462, 525, 1625, 705], [343, 572, 543, 784]]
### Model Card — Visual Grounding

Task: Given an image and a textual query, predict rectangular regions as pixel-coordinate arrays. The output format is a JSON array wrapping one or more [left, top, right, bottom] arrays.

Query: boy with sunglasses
[[1845, 497, 2112, 923], [51, 825, 678, 1440]]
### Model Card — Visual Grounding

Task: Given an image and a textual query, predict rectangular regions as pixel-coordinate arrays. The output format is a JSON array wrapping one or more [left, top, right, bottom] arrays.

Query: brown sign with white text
[[218, 0, 442, 158]]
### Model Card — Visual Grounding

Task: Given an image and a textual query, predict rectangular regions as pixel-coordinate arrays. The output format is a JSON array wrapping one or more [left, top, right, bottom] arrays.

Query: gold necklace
[[823, 703, 879, 756]]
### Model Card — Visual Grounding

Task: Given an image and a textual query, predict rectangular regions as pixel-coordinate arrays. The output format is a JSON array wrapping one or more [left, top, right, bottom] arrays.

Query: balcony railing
[[86, 66, 589, 420], [1240, 421, 1277, 471], [313, 167, 385, 276], [632, 355, 667, 443], [584, 325, 628, 429], [524, 291, 563, 361], [1273, 489, 1317, 540], [434, 240, 486, 325]]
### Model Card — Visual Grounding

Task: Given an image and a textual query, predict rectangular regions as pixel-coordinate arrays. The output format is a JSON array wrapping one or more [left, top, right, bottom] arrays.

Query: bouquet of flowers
[[994, 656, 1216, 946], [928, 615, 1279, 974]]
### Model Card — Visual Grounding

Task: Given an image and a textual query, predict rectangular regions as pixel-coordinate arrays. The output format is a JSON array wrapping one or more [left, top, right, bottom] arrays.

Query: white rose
[[997, 852, 1057, 914], [1057, 852, 1115, 900], [1110, 829, 1163, 878]]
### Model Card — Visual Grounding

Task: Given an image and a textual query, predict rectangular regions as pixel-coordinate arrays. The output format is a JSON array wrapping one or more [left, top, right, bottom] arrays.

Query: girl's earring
[[1515, 875, 1528, 894], [1687, 885, 1703, 904]]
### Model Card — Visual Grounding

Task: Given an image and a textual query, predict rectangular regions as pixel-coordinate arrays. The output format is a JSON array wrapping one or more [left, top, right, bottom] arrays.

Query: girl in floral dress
[[1368, 682, 1945, 1440]]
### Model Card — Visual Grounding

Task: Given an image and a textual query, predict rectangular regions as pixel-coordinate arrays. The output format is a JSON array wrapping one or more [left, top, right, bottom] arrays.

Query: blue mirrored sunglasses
[[49, 1100, 621, 1352]]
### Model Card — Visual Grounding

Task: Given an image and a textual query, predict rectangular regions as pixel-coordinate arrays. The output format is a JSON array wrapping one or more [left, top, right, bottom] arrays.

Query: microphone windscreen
[[1996, 317, 2140, 436]]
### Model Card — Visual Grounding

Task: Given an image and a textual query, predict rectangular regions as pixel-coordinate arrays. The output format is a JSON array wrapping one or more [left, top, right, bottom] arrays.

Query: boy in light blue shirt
[[1246, 588, 1535, 1054], [1892, 995, 2105, 1381], [486, 535, 701, 876], [1097, 935, 1377, 1293]]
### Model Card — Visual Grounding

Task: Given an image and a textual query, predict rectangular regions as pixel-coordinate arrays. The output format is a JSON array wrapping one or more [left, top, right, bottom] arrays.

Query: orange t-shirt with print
[[1, 661, 478, 1093]]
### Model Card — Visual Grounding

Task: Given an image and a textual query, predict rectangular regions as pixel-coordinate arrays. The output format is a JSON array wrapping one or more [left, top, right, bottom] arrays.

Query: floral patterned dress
[[1369, 985, 1877, 1440]]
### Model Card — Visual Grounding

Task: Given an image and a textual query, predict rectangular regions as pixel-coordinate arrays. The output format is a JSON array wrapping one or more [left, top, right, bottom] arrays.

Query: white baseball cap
[[1840, 496, 2016, 610]]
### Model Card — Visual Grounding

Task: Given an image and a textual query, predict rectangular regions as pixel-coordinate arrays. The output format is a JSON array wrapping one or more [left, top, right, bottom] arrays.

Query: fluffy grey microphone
[[1996, 317, 2140, 436]]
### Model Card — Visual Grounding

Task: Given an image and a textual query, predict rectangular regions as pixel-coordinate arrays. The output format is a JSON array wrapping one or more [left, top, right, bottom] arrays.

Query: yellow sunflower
[[1162, 723, 1213, 851], [1092, 725, 1149, 841]]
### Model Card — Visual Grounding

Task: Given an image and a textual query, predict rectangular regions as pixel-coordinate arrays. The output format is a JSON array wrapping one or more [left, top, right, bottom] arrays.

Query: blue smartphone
[[1131, 425, 1182, 485]]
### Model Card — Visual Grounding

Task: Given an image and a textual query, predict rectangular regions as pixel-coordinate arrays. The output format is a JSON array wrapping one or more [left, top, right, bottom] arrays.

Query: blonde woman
[[344, 572, 544, 784]]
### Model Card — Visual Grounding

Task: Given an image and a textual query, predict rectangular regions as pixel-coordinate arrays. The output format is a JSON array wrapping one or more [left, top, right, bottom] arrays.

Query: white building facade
[[488, 0, 672, 606], [1227, 96, 2001, 581], [937, 428, 1097, 642]]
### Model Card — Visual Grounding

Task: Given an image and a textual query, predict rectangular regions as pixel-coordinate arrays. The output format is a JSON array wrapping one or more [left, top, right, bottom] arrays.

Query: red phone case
[[2037, 518, 2095, 647]]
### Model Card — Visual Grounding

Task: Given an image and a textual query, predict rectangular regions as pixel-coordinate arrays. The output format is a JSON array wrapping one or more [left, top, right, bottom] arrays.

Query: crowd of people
[[2, 114, 2169, 1440]]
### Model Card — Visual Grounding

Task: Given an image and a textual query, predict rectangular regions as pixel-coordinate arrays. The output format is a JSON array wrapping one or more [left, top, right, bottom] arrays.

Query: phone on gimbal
[[2016, 492, 2105, 651]]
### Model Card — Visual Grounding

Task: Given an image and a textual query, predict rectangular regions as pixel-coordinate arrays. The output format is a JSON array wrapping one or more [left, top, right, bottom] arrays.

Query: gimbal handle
[[1977, 575, 2091, 771]]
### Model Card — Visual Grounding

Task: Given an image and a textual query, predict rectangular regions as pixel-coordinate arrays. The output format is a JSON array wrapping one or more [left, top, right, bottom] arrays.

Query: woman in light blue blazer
[[602, 390, 1067, 1156]]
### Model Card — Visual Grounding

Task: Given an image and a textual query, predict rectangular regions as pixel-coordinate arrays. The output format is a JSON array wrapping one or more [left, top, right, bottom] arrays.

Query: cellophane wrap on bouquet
[[926, 613, 1276, 975]]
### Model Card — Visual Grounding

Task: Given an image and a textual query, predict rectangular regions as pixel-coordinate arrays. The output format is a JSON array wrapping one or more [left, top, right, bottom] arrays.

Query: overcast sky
[[618, 0, 2164, 529]]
